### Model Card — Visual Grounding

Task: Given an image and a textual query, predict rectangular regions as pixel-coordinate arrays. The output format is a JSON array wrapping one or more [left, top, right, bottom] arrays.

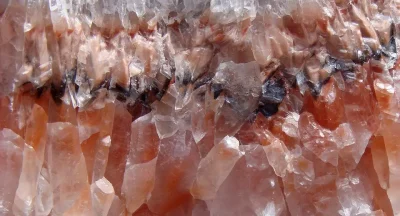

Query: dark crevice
[[50, 80, 66, 105], [211, 83, 223, 99], [258, 73, 287, 117]]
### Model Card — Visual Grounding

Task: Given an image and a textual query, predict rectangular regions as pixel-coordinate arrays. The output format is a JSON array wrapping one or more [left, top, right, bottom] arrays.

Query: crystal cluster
[[1, 0, 400, 215]]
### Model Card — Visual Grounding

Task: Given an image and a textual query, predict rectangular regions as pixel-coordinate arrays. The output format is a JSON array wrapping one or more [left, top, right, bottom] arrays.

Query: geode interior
[[1, 0, 400, 215]]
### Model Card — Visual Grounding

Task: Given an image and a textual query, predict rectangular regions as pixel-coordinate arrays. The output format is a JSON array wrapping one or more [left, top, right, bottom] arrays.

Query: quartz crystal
[[1, 0, 400, 215]]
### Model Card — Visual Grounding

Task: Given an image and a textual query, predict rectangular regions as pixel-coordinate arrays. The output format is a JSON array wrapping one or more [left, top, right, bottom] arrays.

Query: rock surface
[[1, 0, 400, 215]]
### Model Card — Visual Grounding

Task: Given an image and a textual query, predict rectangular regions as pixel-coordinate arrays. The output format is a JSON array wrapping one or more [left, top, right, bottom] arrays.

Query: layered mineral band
[[1, 0, 400, 215]]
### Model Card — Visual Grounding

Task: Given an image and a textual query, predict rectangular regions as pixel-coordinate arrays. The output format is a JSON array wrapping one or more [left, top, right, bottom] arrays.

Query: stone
[[1, 0, 400, 215], [91, 178, 115, 216], [12, 144, 40, 216], [122, 113, 158, 214], [104, 101, 132, 196], [147, 130, 200, 214], [0, 129, 25, 216], [207, 144, 289, 216], [46, 122, 89, 215], [191, 136, 243, 200]]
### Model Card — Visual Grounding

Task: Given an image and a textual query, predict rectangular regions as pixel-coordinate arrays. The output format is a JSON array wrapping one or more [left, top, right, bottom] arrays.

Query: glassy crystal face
[[1, 0, 400, 215]]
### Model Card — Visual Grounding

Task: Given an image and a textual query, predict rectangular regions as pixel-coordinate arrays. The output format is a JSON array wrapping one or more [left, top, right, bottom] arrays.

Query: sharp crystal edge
[[1, 0, 400, 215]]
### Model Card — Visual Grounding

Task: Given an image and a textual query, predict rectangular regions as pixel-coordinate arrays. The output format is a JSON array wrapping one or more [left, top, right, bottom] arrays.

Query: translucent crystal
[[191, 136, 243, 200]]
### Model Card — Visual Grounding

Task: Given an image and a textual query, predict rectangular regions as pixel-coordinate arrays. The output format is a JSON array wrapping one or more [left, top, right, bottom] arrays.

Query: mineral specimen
[[1, 0, 400, 215]]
